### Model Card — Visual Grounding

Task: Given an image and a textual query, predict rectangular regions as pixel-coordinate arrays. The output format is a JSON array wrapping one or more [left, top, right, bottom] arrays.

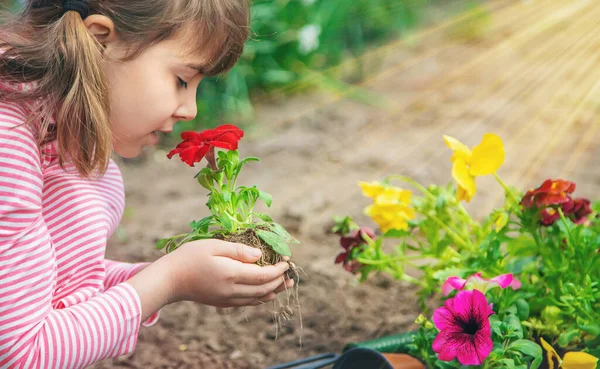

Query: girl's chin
[[113, 143, 144, 159]]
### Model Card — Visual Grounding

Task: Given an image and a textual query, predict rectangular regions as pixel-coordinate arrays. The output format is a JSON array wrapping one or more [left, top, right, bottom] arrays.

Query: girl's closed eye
[[177, 77, 188, 89]]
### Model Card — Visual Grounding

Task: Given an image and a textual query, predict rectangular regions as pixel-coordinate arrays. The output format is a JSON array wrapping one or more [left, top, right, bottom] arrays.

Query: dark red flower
[[167, 124, 244, 167], [564, 198, 592, 225], [335, 227, 374, 273], [520, 179, 576, 208], [540, 208, 560, 226], [538, 197, 593, 227]]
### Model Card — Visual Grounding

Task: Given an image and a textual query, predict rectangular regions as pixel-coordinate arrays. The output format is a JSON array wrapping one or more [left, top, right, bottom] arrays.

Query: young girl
[[0, 1, 293, 367]]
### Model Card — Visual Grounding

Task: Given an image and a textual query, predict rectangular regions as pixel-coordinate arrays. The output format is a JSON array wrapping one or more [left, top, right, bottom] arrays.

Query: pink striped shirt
[[0, 84, 158, 368]]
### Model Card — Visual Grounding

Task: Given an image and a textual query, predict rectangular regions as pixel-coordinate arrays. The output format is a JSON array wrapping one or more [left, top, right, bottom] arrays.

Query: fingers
[[233, 261, 289, 285], [274, 278, 295, 294], [213, 241, 262, 263], [231, 272, 287, 298], [228, 292, 277, 307], [225, 279, 295, 308]]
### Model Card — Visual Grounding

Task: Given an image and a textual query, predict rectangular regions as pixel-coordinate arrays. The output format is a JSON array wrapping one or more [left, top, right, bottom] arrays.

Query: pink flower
[[442, 272, 521, 296], [433, 290, 495, 365]]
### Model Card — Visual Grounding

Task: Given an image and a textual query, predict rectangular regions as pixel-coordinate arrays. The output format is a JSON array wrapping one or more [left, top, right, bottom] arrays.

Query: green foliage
[[176, 0, 462, 134], [333, 173, 600, 366], [155, 149, 299, 255]]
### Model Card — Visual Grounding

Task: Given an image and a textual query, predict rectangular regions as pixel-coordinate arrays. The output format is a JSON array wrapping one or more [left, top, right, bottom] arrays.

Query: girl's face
[[97, 20, 206, 158]]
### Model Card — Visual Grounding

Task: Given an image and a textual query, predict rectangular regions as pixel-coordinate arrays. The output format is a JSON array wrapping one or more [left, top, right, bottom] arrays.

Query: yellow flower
[[540, 337, 598, 369], [359, 182, 415, 233], [443, 133, 505, 202], [359, 181, 386, 199]]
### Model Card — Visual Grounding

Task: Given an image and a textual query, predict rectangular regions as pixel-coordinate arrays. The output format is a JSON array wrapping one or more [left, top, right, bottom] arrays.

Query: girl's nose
[[174, 91, 198, 122]]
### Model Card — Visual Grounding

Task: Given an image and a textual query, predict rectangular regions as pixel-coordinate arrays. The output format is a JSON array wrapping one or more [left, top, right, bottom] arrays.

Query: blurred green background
[[4, 0, 482, 135]]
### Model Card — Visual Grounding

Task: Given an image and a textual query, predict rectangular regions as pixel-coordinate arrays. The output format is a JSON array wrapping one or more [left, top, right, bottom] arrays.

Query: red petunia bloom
[[335, 227, 375, 273], [520, 179, 576, 208], [167, 124, 244, 168]]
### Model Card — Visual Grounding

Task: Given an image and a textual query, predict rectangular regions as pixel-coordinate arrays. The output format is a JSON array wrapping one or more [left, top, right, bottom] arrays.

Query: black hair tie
[[62, 0, 90, 19]]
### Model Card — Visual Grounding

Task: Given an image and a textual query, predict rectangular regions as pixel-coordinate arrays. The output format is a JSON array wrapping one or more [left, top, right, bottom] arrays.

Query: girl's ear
[[83, 14, 118, 49]]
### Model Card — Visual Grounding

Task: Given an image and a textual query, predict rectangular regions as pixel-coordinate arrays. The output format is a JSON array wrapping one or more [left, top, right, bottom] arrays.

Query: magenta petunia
[[432, 290, 495, 365]]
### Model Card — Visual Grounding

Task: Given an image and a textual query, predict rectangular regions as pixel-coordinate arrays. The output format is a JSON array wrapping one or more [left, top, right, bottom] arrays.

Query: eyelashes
[[177, 77, 188, 89]]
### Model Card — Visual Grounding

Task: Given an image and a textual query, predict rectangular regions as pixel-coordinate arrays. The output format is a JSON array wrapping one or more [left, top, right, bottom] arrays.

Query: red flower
[[540, 208, 560, 226], [167, 124, 244, 167], [537, 197, 592, 226], [520, 179, 576, 208], [564, 198, 592, 225], [335, 227, 374, 273]]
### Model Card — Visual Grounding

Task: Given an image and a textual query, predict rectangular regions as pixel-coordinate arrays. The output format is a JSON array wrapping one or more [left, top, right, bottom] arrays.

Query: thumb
[[214, 241, 262, 263]]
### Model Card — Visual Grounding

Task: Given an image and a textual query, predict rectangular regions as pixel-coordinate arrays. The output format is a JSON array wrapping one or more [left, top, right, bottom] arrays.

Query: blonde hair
[[0, 0, 250, 177]]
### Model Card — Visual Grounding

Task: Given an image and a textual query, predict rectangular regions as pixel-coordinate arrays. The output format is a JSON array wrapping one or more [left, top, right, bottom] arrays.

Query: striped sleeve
[[0, 109, 144, 369], [103, 260, 148, 291], [104, 260, 160, 327]]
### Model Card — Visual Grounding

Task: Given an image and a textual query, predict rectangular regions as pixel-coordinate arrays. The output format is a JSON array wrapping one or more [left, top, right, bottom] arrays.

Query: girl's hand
[[127, 239, 293, 321], [167, 239, 293, 307]]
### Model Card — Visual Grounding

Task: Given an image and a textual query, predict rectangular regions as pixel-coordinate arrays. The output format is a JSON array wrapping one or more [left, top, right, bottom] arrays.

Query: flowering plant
[[156, 124, 299, 275], [333, 133, 600, 368]]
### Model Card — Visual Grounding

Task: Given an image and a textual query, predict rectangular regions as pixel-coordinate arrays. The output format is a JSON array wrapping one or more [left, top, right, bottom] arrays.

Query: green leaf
[[383, 228, 409, 238], [530, 355, 543, 369], [222, 188, 231, 202], [499, 358, 516, 369], [506, 314, 524, 339], [558, 328, 581, 347], [254, 213, 273, 222], [238, 187, 259, 207], [189, 216, 215, 233], [255, 229, 291, 256], [197, 173, 213, 190], [238, 190, 250, 208], [506, 304, 518, 316], [217, 150, 228, 161], [258, 190, 272, 207], [240, 156, 259, 165], [508, 339, 542, 359], [220, 160, 235, 179], [506, 235, 537, 257], [155, 238, 168, 250], [226, 150, 239, 166], [195, 166, 215, 178], [195, 167, 216, 190], [491, 320, 503, 337], [219, 213, 233, 230], [235, 156, 259, 176], [579, 323, 600, 337], [270, 222, 299, 243], [515, 299, 530, 320]]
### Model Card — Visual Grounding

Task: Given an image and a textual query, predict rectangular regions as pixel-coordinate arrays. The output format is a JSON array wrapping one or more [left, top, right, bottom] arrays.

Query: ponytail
[[51, 10, 112, 178], [0, 5, 112, 178]]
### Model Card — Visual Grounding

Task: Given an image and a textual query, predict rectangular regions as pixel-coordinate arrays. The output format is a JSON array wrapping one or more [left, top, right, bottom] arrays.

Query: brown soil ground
[[92, 0, 600, 367]]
